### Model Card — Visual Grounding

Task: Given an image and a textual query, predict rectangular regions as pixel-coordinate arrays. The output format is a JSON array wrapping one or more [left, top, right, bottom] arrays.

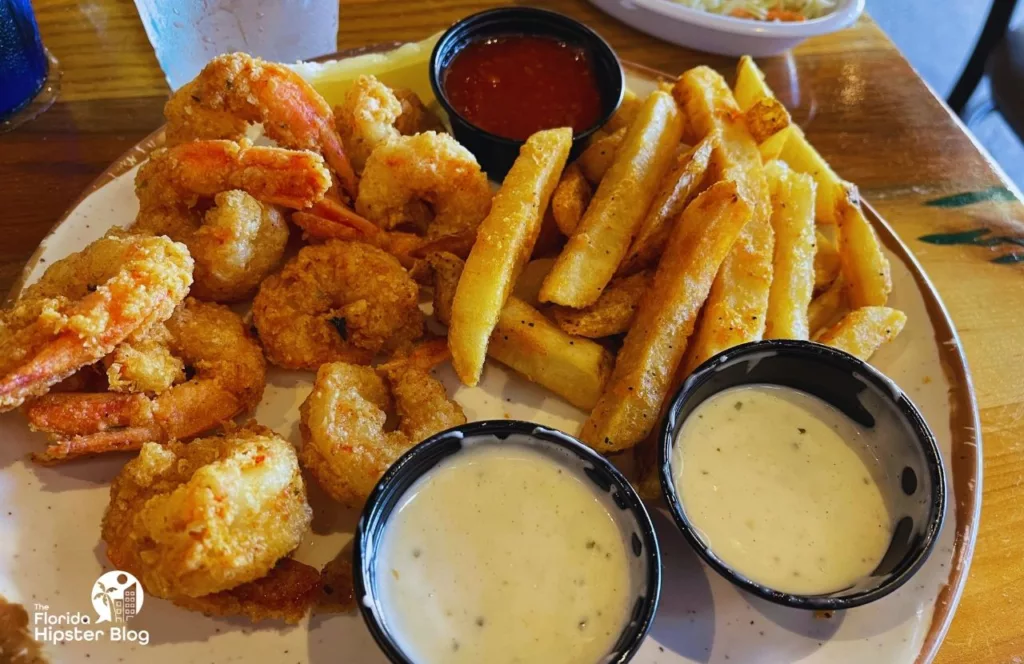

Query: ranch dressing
[[673, 384, 893, 595], [376, 441, 632, 664]]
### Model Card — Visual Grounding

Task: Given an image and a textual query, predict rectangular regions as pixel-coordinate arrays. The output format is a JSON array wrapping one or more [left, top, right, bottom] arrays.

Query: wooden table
[[2, 1, 1022, 661]]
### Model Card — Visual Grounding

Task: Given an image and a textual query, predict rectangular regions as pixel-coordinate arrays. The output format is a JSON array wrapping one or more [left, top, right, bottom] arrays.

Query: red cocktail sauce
[[443, 35, 604, 141]]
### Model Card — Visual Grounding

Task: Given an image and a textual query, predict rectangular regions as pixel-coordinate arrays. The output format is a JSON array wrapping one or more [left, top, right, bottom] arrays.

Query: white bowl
[[588, 0, 865, 57]]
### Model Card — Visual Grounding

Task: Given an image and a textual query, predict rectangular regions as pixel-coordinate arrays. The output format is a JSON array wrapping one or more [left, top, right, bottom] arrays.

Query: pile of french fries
[[437, 56, 906, 464]]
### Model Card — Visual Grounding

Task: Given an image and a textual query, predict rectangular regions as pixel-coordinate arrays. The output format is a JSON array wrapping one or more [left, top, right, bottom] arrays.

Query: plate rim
[[3, 47, 982, 664]]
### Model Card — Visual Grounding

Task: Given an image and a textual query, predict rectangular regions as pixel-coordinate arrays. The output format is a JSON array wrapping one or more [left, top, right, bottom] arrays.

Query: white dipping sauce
[[673, 384, 893, 595], [376, 440, 633, 664]]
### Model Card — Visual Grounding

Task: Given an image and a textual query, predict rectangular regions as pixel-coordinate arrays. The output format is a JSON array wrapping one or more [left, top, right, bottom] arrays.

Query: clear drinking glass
[[133, 0, 340, 91], [0, 0, 59, 130]]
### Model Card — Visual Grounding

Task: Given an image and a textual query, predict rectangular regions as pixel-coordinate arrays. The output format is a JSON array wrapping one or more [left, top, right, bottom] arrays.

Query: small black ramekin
[[429, 7, 624, 179], [658, 340, 946, 611], [354, 420, 661, 664]]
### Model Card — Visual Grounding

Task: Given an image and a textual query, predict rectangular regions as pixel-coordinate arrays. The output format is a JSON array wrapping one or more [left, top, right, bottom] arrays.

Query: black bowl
[[354, 420, 661, 664], [658, 340, 946, 611], [429, 7, 624, 179]]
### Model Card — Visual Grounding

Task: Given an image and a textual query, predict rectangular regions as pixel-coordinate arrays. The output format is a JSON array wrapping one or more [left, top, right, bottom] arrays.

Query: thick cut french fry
[[814, 229, 841, 292], [764, 161, 816, 340], [541, 91, 685, 309], [734, 56, 791, 144], [778, 125, 846, 224], [808, 274, 847, 335], [815, 306, 906, 361], [604, 88, 641, 132], [449, 127, 572, 386], [550, 270, 652, 338], [684, 210, 775, 372], [759, 124, 792, 162], [673, 67, 765, 213], [674, 66, 774, 372], [551, 163, 592, 236], [578, 126, 626, 184], [734, 55, 778, 111], [618, 137, 713, 275], [512, 257, 556, 306], [489, 297, 614, 410], [836, 191, 892, 307], [580, 180, 751, 452], [430, 253, 612, 410]]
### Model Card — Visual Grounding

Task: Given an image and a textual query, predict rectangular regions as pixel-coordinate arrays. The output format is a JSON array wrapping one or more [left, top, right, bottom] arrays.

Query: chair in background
[[947, 0, 1023, 139]]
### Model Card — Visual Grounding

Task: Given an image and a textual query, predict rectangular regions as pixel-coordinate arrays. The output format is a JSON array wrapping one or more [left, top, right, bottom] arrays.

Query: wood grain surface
[[2, 1, 1022, 661]]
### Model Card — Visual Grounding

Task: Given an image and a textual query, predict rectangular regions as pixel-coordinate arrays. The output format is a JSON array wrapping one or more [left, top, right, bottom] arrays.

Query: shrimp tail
[[157, 140, 332, 209], [24, 392, 151, 435], [31, 427, 159, 465]]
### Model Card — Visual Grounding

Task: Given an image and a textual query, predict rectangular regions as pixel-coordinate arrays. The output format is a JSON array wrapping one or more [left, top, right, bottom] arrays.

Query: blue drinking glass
[[0, 0, 53, 122]]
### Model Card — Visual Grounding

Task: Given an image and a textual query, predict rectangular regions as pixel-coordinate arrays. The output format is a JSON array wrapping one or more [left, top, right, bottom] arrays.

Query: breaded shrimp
[[299, 358, 465, 507], [0, 233, 193, 412], [335, 75, 403, 174], [136, 139, 332, 210], [25, 298, 267, 464], [133, 139, 328, 302], [335, 76, 444, 173], [136, 192, 289, 302], [355, 131, 492, 239], [251, 240, 424, 370], [164, 52, 357, 198], [101, 424, 312, 600]]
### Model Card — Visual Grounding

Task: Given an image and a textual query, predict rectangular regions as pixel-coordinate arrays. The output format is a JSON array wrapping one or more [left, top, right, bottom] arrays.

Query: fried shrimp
[[336, 75, 403, 174], [299, 357, 466, 507], [335, 76, 444, 173], [164, 52, 357, 197], [136, 192, 288, 302], [101, 424, 312, 601], [133, 140, 329, 302], [355, 131, 492, 239], [252, 240, 424, 369], [25, 298, 266, 464], [0, 234, 193, 413], [137, 139, 332, 210]]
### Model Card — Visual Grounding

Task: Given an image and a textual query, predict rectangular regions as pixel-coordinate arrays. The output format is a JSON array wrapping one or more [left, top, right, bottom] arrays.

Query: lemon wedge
[[290, 32, 441, 107]]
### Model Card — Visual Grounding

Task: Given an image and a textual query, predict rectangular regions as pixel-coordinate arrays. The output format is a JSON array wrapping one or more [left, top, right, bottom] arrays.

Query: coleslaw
[[669, 0, 837, 21]]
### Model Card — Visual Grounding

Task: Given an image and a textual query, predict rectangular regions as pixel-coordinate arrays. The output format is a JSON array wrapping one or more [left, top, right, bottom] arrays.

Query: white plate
[[588, 0, 864, 56], [0, 58, 979, 664]]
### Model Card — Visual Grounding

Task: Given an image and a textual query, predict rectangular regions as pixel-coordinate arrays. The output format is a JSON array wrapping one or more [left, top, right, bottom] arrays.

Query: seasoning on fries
[[674, 66, 774, 372], [618, 137, 713, 276], [551, 163, 592, 236], [581, 180, 751, 452], [763, 160, 816, 340], [836, 190, 893, 307], [541, 90, 685, 308], [433, 253, 612, 410]]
